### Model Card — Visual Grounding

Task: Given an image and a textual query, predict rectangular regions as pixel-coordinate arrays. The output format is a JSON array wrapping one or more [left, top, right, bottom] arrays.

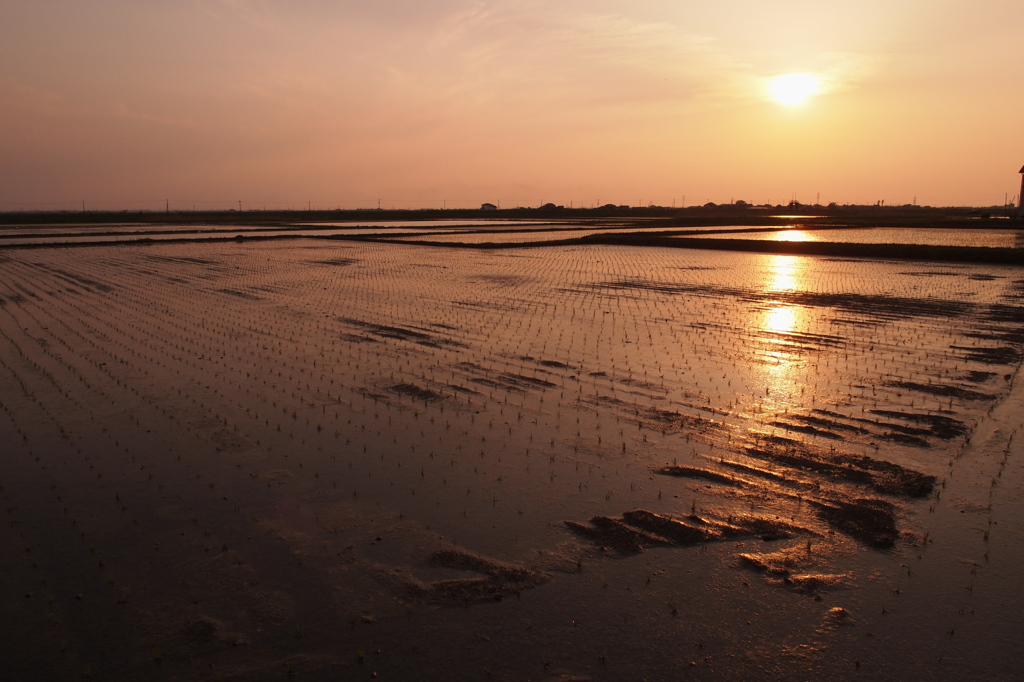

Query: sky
[[2, 0, 1023, 211]]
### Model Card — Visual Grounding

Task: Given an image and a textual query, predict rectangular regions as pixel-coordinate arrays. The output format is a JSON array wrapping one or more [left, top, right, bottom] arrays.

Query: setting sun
[[769, 73, 821, 106]]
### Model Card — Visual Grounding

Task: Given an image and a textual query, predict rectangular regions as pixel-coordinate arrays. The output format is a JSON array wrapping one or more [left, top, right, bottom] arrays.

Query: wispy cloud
[[1, 0, 1020, 207]]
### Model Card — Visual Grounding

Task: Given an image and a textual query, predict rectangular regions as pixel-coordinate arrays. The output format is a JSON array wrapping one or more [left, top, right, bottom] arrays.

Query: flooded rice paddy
[[674, 227, 1024, 249], [1, 237, 1023, 680], [382, 225, 734, 245], [0, 220, 590, 248]]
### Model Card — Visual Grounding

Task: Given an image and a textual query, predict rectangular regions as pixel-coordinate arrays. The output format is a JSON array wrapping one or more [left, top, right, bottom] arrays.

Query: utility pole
[[166, 199, 169, 213], [238, 200, 242, 212], [1018, 165, 1024, 218]]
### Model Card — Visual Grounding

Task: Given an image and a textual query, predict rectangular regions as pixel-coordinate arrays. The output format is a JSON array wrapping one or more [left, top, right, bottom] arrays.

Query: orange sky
[[2, 1, 1022, 211]]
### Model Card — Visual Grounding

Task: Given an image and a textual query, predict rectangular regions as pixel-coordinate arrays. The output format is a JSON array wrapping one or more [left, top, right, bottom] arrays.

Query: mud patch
[[620, 509, 715, 545], [212, 428, 255, 452], [216, 288, 263, 301], [180, 615, 248, 651], [469, 274, 533, 287], [788, 414, 869, 435], [467, 372, 557, 393], [312, 257, 358, 266], [409, 550, 544, 605], [565, 509, 813, 555], [809, 498, 898, 548], [953, 345, 1023, 365], [502, 372, 557, 389], [390, 383, 444, 402], [738, 547, 847, 595], [538, 359, 574, 369], [340, 333, 380, 344], [653, 465, 746, 487], [888, 380, 995, 401], [881, 432, 931, 448], [786, 573, 846, 594], [770, 420, 846, 441], [744, 440, 936, 498], [719, 460, 796, 484], [32, 264, 115, 292], [259, 469, 295, 486], [739, 547, 813, 575], [564, 516, 671, 554], [339, 317, 466, 348], [645, 407, 721, 431], [867, 409, 967, 440], [376, 547, 547, 606]]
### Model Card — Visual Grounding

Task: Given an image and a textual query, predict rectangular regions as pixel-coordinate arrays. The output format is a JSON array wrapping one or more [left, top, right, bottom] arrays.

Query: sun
[[769, 73, 821, 106]]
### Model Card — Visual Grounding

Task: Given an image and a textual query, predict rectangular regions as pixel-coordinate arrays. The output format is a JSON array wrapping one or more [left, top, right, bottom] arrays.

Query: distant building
[[481, 203, 497, 211]]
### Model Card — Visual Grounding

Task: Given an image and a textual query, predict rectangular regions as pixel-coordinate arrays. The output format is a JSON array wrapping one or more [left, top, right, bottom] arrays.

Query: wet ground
[[0, 238, 1022, 680]]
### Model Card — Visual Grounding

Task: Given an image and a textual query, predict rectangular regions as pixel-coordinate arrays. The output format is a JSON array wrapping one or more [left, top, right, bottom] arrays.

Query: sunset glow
[[1, 2, 1023, 672], [1, 1, 1022, 209], [769, 74, 821, 106]]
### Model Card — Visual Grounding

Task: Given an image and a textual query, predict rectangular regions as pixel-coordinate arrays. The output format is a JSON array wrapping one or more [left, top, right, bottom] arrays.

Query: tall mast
[[1018, 165, 1024, 218]]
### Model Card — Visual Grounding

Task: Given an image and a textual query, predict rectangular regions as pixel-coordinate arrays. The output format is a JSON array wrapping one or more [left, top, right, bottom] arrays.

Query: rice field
[[1, 236, 1022, 680], [0, 219, 588, 247], [673, 226, 1024, 249], [383, 224, 735, 245]]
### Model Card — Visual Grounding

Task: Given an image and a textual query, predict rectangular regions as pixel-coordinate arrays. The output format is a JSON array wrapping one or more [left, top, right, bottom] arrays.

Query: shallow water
[[0, 220, 744, 247], [384, 224, 755, 244], [0, 228, 459, 246], [0, 239, 1021, 679], [677, 227, 1024, 248], [0, 222, 559, 247]]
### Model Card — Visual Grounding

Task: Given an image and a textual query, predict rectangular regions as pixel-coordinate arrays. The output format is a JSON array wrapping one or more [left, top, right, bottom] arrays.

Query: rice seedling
[[0, 225, 1021, 679]]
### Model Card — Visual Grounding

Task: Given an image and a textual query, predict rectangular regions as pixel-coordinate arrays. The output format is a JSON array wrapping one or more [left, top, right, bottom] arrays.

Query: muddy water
[[0, 240, 1021, 679], [0, 218, 638, 247], [674, 226, 1024, 248], [382, 224, 729, 244]]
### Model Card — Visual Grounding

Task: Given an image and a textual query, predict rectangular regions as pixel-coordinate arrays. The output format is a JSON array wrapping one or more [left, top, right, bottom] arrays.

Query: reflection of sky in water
[[758, 255, 809, 404], [769, 229, 816, 242], [677, 227, 1024, 248], [764, 306, 799, 337], [765, 254, 803, 292]]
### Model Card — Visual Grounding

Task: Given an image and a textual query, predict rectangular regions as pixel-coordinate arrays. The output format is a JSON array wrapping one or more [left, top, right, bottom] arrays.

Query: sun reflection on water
[[766, 254, 803, 292], [757, 255, 810, 407], [770, 229, 817, 242], [764, 305, 798, 337]]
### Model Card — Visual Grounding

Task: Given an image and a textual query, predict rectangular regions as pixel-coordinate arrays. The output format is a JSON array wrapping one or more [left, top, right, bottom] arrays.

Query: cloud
[[2, 0, 1019, 207], [193, 0, 483, 30]]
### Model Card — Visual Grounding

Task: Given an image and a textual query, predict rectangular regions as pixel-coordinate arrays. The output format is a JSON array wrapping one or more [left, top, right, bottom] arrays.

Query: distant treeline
[[0, 204, 1019, 227]]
